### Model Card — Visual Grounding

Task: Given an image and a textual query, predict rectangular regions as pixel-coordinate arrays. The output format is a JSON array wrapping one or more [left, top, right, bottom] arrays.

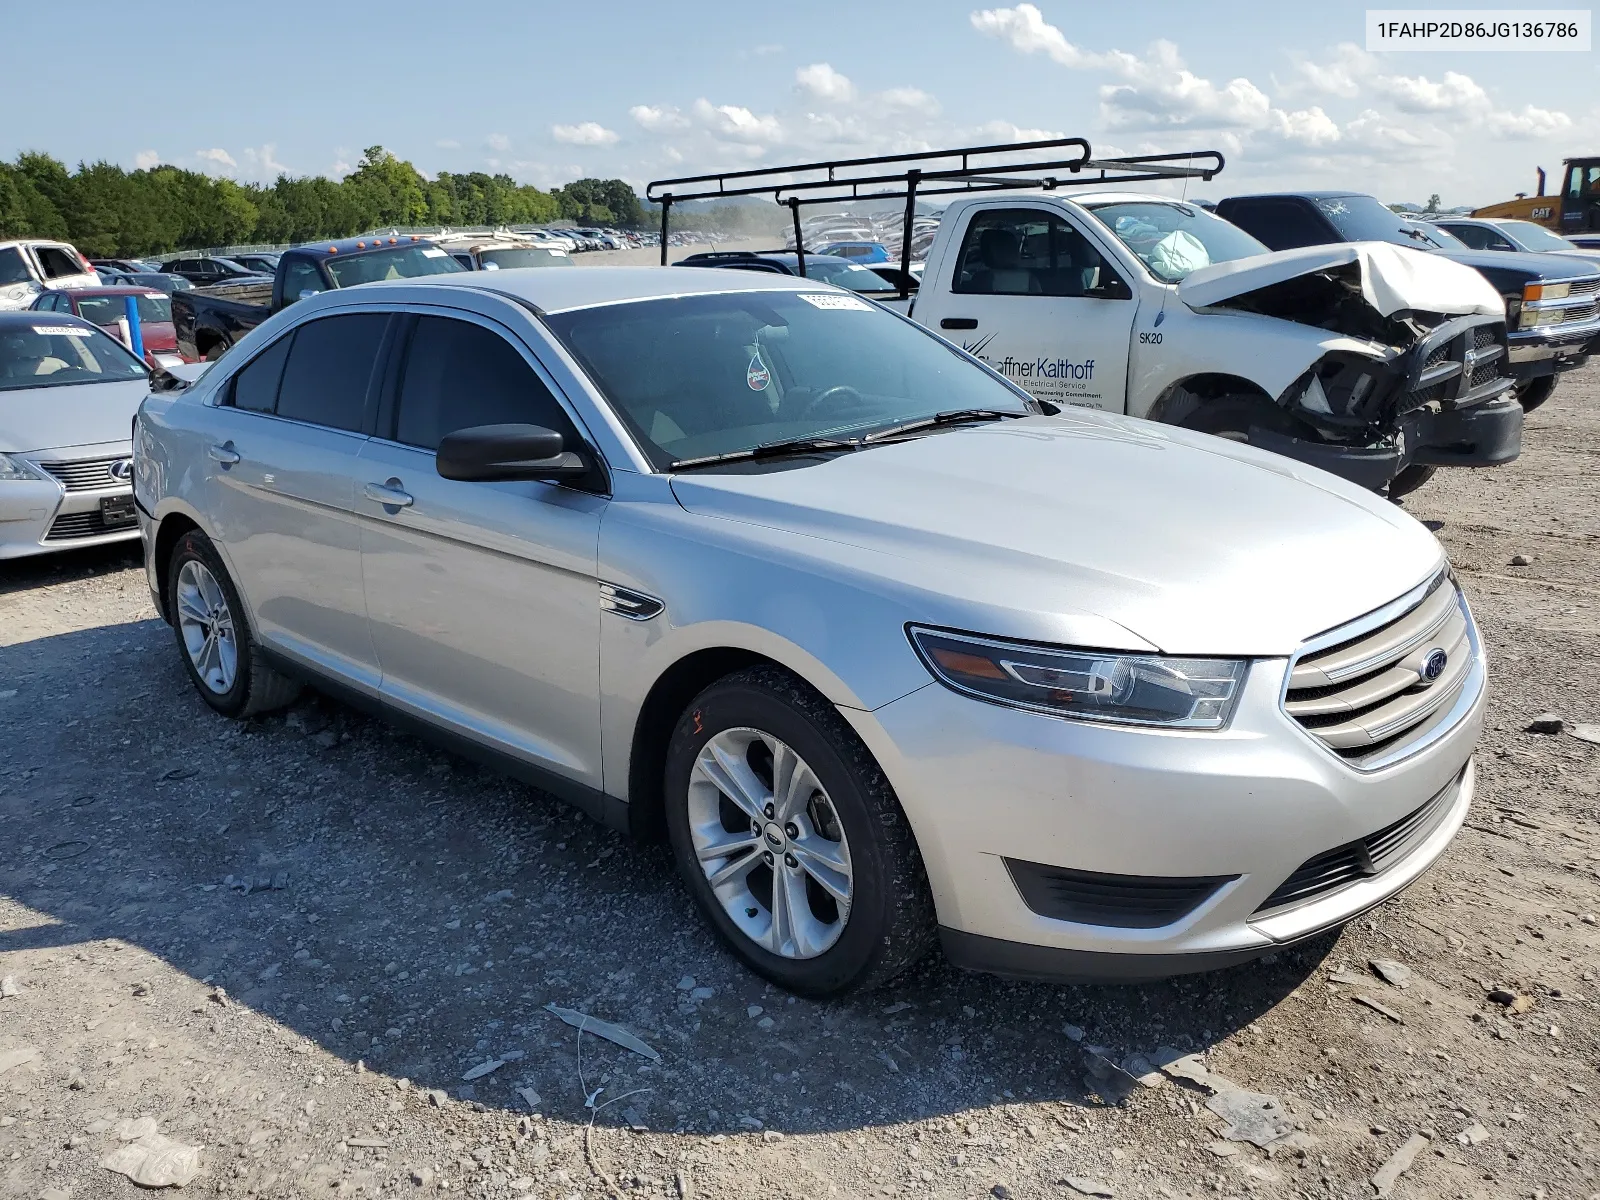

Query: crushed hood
[[669, 412, 1444, 657], [0, 379, 150, 454], [1178, 242, 1505, 318]]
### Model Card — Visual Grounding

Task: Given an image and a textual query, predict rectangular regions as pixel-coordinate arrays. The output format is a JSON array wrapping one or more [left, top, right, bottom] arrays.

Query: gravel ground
[[1, 367, 1597, 1200]]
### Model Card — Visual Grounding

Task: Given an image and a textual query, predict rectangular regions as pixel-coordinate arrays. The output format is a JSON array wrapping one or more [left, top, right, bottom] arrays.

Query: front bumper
[[842, 632, 1484, 982], [1506, 329, 1595, 380], [0, 443, 139, 560]]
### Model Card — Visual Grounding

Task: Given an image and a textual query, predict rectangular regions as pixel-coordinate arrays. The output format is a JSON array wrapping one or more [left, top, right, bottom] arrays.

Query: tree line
[[0, 145, 646, 257]]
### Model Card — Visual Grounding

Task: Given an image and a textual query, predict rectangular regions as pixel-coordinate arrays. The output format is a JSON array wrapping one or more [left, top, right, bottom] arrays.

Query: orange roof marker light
[[388, 237, 398, 244], [327, 246, 338, 253], [356, 242, 366, 249]]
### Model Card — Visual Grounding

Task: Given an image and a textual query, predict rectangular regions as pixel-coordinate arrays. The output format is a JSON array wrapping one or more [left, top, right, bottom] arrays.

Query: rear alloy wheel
[[664, 666, 936, 996], [165, 529, 300, 719], [1511, 376, 1556, 413]]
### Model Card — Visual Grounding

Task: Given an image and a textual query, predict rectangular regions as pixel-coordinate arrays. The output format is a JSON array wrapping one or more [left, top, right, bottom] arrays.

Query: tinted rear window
[[229, 333, 293, 413], [0, 247, 30, 286], [74, 294, 171, 327], [274, 314, 388, 432], [323, 245, 465, 287]]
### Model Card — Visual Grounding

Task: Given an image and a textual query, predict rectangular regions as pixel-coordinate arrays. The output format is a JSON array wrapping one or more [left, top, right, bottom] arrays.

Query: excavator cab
[[1558, 159, 1600, 234]]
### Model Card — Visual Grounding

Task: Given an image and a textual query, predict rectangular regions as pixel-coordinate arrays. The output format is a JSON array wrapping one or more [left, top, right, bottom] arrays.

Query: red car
[[29, 286, 183, 368]]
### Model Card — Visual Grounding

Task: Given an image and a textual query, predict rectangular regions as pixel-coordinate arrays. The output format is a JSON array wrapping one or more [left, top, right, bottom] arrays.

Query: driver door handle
[[208, 442, 240, 466], [940, 317, 979, 330], [363, 481, 414, 508]]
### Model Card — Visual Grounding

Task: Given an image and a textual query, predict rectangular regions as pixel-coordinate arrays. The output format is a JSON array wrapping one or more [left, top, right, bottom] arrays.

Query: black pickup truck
[[171, 235, 463, 362], [1216, 192, 1600, 412]]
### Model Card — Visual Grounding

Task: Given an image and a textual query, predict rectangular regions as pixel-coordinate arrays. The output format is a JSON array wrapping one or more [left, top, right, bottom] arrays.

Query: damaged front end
[[1266, 313, 1521, 490], [1180, 249, 1522, 490]]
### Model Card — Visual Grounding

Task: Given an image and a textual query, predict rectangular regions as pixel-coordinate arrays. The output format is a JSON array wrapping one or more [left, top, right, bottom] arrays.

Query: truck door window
[[226, 332, 294, 414], [281, 259, 324, 304], [35, 246, 84, 280], [0, 247, 31, 285], [1568, 165, 1583, 200], [952, 208, 1119, 298]]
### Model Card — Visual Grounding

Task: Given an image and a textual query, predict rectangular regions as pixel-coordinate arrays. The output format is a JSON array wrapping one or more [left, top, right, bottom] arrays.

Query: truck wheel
[[1386, 464, 1436, 500], [663, 665, 937, 997], [1160, 389, 1306, 442], [203, 340, 232, 363], [1512, 376, 1556, 413]]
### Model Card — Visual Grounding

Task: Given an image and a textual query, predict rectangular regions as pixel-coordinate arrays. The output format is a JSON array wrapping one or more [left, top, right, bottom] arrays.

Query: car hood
[[1435, 247, 1598, 281], [668, 412, 1443, 657], [0, 378, 150, 454], [1179, 242, 1504, 317]]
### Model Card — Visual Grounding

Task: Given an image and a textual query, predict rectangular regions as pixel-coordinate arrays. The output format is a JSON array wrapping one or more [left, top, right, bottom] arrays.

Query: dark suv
[[1216, 192, 1600, 412], [158, 255, 270, 287]]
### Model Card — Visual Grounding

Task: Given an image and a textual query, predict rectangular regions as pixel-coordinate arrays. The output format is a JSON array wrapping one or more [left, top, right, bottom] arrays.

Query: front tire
[[166, 530, 299, 719], [1512, 376, 1556, 413], [1386, 464, 1436, 500], [663, 666, 936, 997]]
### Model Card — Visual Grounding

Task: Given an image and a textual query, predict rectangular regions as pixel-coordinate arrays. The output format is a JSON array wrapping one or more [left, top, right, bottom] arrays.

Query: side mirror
[[436, 423, 590, 483]]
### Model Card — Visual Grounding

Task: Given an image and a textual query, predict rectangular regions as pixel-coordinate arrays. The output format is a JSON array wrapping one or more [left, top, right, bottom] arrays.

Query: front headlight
[[0, 453, 46, 482], [909, 626, 1246, 729]]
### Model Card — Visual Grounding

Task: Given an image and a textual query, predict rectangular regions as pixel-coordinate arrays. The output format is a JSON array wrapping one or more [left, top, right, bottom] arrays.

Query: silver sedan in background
[[0, 311, 152, 558], [133, 268, 1484, 995]]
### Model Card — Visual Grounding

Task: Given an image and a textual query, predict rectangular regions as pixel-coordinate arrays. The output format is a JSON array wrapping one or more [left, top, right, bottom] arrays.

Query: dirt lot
[[2, 367, 1597, 1200]]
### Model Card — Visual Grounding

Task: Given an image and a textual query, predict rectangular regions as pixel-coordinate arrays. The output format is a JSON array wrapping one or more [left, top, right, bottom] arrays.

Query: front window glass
[[1086, 201, 1267, 282], [281, 259, 324, 304], [73, 294, 171, 327], [1499, 220, 1580, 251], [543, 290, 1031, 469], [0, 247, 31, 285], [273, 313, 388, 431], [323, 245, 466, 287], [0, 321, 148, 390], [478, 247, 573, 269], [953, 208, 1124, 295], [395, 317, 573, 449]]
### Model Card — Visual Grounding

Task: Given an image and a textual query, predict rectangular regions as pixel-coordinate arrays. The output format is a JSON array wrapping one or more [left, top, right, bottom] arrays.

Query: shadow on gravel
[[0, 541, 145, 597], [0, 615, 1334, 1136]]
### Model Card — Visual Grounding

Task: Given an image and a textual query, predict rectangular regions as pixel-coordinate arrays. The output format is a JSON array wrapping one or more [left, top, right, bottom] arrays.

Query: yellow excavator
[[1474, 158, 1600, 244]]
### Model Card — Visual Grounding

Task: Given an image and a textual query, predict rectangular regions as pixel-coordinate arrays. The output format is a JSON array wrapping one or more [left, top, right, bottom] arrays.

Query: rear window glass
[[73, 294, 171, 327], [0, 321, 148, 390], [35, 246, 86, 279], [323, 245, 465, 287], [274, 314, 388, 432], [478, 247, 573, 269], [229, 333, 293, 414], [0, 247, 31, 286]]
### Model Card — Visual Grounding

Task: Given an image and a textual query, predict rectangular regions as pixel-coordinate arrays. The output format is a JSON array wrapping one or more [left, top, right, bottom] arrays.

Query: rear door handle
[[940, 317, 979, 330], [208, 442, 240, 466], [363, 480, 414, 509]]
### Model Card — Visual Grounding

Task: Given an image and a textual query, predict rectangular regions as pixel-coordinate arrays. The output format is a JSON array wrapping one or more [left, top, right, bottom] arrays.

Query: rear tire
[[1512, 376, 1556, 413], [203, 340, 231, 363], [165, 529, 299, 719], [663, 665, 936, 997]]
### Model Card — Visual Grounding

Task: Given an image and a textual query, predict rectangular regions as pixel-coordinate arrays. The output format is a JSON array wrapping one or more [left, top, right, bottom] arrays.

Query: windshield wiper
[[670, 436, 860, 471], [860, 408, 1028, 443]]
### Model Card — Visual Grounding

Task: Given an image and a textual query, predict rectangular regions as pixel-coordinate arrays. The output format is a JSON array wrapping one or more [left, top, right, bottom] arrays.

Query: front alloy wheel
[[687, 728, 854, 959]]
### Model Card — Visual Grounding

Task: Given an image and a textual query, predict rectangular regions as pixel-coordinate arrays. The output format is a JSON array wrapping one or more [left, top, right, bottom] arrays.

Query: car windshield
[[0, 322, 148, 390], [1500, 220, 1582, 252], [800, 258, 898, 294], [1312, 195, 1449, 249], [479, 247, 573, 269], [324, 245, 466, 287], [1413, 223, 1465, 248], [73, 294, 171, 327], [542, 289, 1032, 469], [1085, 201, 1268, 282]]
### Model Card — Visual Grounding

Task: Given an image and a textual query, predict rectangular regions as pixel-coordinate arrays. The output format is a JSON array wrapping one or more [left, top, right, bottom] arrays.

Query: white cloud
[[796, 62, 856, 103], [879, 86, 940, 115], [970, 3, 1120, 70], [977, 119, 1065, 142], [551, 122, 619, 146], [1264, 106, 1341, 147], [241, 144, 289, 178], [630, 104, 690, 131], [692, 99, 783, 143], [486, 132, 511, 152], [753, 43, 783, 56], [1486, 104, 1573, 139], [436, 138, 461, 150], [134, 150, 160, 171], [1378, 70, 1487, 114], [195, 148, 236, 170]]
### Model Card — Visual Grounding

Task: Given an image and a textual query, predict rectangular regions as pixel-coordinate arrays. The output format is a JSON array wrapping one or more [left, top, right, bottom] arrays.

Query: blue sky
[[5, 0, 1591, 206]]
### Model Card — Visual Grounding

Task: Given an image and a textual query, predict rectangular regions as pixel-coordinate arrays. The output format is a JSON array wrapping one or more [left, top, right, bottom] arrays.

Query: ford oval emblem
[[1421, 648, 1448, 682]]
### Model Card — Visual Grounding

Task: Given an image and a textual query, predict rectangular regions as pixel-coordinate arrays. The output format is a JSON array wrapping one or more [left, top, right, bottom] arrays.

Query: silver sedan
[[133, 268, 1484, 995], [0, 312, 152, 558]]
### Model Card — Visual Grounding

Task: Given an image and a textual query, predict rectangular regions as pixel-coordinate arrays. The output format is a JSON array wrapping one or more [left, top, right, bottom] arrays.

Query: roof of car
[[362, 264, 846, 312], [0, 310, 96, 329], [47, 286, 164, 297], [278, 235, 440, 260]]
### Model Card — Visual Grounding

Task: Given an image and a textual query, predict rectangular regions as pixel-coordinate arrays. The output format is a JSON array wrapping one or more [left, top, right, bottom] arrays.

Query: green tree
[[342, 145, 429, 228], [1425, 193, 1441, 214]]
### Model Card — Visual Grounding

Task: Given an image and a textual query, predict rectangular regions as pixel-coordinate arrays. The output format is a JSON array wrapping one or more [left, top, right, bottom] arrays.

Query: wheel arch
[[1144, 373, 1275, 424], [151, 509, 203, 623]]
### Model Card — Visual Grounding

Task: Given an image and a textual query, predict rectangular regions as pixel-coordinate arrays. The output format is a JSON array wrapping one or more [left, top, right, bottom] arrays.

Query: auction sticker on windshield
[[797, 293, 872, 311], [33, 326, 85, 336], [420, 248, 447, 258]]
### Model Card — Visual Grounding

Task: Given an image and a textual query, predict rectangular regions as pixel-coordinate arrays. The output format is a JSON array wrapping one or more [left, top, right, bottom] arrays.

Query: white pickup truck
[[900, 192, 1523, 496]]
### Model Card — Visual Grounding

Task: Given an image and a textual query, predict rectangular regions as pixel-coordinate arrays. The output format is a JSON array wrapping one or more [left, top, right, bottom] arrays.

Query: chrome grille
[[37, 456, 127, 491], [1284, 572, 1476, 768], [1569, 277, 1600, 299]]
